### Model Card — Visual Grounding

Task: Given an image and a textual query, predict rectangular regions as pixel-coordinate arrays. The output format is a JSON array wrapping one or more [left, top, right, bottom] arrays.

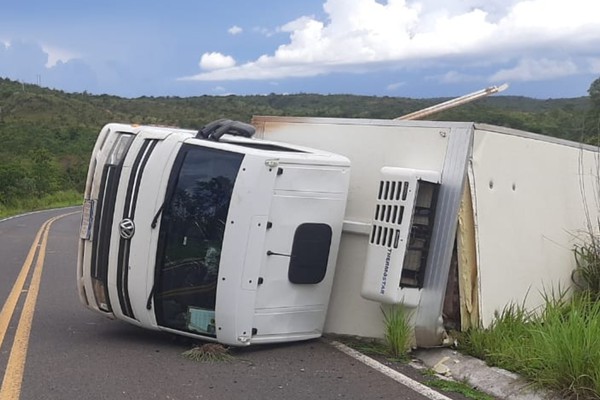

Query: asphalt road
[[0, 207, 452, 400]]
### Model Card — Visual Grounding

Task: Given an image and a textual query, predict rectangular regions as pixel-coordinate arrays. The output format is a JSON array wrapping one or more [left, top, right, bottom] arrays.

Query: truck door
[[153, 144, 243, 337]]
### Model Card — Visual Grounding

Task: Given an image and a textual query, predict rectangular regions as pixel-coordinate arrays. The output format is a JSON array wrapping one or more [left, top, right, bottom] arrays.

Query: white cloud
[[0, 40, 97, 92], [41, 44, 78, 68], [588, 58, 600, 74], [253, 26, 277, 37], [199, 52, 236, 70], [228, 25, 243, 35], [386, 82, 405, 91], [181, 0, 600, 82], [490, 58, 578, 82], [434, 71, 483, 84], [211, 86, 235, 95]]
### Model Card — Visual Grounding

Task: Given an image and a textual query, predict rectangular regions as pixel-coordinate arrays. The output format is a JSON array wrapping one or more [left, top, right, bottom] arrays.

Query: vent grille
[[377, 180, 409, 201], [370, 180, 410, 249]]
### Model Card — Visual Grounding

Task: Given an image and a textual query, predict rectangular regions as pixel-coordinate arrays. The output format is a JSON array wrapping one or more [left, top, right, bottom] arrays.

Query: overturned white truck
[[78, 116, 600, 347]]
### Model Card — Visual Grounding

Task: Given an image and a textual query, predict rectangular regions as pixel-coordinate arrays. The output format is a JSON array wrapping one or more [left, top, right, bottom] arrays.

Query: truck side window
[[288, 223, 333, 284]]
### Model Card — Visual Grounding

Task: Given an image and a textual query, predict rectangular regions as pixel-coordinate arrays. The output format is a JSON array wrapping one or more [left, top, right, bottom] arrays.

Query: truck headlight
[[107, 133, 134, 166]]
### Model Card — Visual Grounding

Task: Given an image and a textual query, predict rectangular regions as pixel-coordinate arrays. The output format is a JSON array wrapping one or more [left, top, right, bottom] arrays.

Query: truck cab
[[78, 121, 350, 346]]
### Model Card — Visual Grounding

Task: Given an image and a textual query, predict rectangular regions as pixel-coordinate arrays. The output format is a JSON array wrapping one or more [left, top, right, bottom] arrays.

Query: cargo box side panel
[[471, 128, 600, 327]]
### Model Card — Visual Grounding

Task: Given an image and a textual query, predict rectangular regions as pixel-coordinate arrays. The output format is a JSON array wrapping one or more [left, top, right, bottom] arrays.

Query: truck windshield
[[154, 144, 243, 336]]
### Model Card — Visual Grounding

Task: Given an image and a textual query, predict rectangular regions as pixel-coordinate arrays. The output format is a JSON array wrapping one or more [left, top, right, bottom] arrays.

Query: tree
[[589, 76, 600, 109], [585, 76, 600, 141], [30, 148, 61, 195]]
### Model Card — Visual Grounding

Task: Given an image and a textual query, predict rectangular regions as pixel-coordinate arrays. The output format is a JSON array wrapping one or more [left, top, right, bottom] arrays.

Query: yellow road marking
[[0, 211, 77, 400], [0, 220, 49, 351]]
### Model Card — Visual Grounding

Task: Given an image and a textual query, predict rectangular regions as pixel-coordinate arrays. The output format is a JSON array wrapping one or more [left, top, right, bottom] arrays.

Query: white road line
[[0, 206, 81, 224], [330, 341, 453, 400]]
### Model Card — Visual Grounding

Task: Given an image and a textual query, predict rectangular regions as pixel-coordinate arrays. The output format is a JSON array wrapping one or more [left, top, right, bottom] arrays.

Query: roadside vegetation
[[460, 291, 600, 399], [0, 189, 81, 219], [336, 305, 414, 361], [425, 377, 494, 400], [382, 305, 413, 360]]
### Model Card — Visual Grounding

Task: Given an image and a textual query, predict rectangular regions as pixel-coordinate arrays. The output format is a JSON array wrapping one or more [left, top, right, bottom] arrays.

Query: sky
[[1, 0, 599, 99]]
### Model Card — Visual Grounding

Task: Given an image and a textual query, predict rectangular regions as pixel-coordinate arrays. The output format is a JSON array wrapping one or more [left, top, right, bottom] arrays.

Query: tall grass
[[530, 294, 600, 397], [573, 242, 600, 300], [462, 302, 534, 372], [461, 292, 600, 399], [381, 305, 413, 360], [0, 189, 82, 219]]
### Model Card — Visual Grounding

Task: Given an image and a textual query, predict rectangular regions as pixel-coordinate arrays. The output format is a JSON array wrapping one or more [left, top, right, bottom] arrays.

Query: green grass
[[426, 378, 494, 400], [460, 292, 600, 399], [336, 336, 392, 357], [572, 241, 600, 300], [381, 305, 413, 360], [333, 305, 413, 362], [0, 190, 82, 219], [341, 305, 413, 361]]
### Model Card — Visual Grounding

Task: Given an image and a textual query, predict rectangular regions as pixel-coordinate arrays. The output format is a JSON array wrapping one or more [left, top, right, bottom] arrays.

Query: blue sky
[[1, 0, 599, 99]]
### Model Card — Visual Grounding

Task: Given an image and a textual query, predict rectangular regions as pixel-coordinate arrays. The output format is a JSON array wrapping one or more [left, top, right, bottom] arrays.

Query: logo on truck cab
[[119, 218, 135, 239]]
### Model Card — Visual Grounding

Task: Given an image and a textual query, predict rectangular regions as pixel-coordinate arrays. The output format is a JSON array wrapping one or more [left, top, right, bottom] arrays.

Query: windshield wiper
[[146, 284, 155, 310], [150, 202, 165, 229]]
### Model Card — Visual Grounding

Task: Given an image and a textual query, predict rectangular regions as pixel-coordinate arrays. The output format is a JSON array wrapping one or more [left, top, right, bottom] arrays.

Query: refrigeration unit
[[360, 167, 441, 308]]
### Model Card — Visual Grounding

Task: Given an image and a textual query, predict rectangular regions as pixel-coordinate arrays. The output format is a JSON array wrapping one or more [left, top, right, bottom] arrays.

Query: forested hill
[[0, 76, 596, 210]]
